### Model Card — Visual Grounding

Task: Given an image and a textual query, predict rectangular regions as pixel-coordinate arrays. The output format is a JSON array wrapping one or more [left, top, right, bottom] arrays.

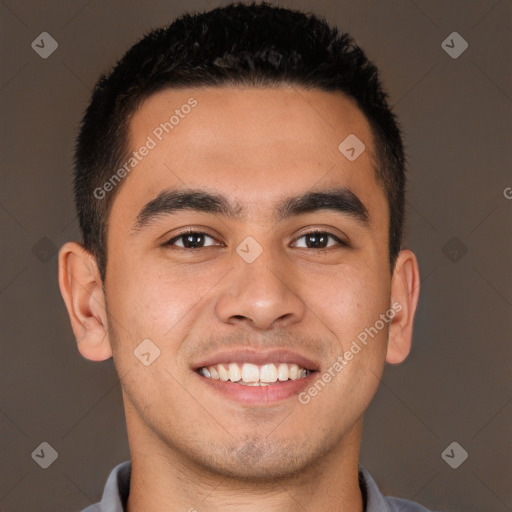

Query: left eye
[[163, 230, 346, 250], [293, 231, 345, 249]]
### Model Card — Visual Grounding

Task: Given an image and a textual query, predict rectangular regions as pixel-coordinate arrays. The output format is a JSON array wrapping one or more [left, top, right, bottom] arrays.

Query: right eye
[[162, 230, 222, 250]]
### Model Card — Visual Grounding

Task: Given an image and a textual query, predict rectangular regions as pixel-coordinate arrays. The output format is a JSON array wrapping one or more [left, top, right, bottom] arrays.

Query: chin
[[192, 436, 325, 482]]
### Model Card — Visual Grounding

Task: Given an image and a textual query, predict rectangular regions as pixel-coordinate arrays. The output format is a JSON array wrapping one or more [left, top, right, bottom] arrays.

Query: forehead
[[110, 85, 387, 231]]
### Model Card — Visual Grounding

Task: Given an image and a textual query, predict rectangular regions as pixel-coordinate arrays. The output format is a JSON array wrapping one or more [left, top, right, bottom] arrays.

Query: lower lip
[[194, 371, 318, 405]]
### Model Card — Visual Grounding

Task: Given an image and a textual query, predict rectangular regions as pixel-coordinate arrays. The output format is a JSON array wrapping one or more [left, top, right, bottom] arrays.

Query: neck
[[125, 415, 365, 512]]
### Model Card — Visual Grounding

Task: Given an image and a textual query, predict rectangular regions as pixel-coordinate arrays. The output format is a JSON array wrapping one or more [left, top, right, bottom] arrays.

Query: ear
[[386, 249, 421, 365], [58, 241, 112, 361]]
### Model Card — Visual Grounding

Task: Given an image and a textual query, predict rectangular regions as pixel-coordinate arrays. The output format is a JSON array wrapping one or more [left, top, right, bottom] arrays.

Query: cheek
[[107, 257, 227, 345], [305, 263, 390, 349], [307, 266, 390, 413], [105, 268, 199, 401]]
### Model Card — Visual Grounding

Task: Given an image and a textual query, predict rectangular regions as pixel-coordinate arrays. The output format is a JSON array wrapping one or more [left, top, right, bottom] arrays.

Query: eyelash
[[162, 228, 349, 251]]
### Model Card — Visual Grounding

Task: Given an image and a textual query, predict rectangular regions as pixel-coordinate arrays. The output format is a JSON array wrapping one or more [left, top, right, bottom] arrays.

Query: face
[[93, 86, 399, 479]]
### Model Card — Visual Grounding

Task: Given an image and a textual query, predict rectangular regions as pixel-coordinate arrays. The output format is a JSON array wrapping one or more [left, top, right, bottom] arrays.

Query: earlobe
[[58, 242, 112, 361], [386, 249, 421, 365]]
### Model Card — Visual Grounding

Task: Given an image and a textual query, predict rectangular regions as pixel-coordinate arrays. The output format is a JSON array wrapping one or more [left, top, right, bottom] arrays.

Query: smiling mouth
[[196, 362, 314, 386]]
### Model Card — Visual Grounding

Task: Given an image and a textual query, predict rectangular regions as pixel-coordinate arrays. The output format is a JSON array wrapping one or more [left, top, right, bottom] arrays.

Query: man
[[58, 2, 434, 511]]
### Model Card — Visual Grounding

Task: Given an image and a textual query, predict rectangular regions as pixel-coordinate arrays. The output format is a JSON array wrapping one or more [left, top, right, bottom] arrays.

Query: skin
[[59, 85, 420, 512]]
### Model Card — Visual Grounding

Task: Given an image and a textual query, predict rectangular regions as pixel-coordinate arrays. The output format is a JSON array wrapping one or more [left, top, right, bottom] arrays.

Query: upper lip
[[192, 348, 320, 372]]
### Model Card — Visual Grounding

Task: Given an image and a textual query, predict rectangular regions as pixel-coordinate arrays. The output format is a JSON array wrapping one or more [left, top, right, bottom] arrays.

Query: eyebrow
[[130, 186, 370, 234]]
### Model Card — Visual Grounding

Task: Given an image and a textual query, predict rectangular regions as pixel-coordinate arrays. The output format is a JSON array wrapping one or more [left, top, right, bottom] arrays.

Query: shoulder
[[358, 464, 443, 512], [78, 460, 131, 512], [385, 496, 441, 512]]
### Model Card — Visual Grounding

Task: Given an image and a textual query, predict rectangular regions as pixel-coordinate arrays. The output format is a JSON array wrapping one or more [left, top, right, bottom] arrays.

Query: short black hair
[[74, 1, 406, 282]]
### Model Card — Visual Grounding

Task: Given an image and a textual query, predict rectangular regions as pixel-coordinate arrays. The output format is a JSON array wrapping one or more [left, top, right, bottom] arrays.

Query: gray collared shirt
[[80, 460, 440, 512]]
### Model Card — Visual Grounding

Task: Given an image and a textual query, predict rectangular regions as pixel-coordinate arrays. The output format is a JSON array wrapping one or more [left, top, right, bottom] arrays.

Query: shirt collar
[[95, 460, 394, 512]]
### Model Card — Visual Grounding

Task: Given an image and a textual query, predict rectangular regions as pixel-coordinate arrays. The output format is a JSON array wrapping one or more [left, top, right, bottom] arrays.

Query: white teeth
[[208, 366, 219, 379], [241, 363, 259, 383], [237, 381, 270, 386], [217, 364, 230, 381], [260, 363, 278, 383], [199, 362, 311, 384], [228, 362, 241, 382], [277, 363, 289, 381], [288, 364, 299, 380]]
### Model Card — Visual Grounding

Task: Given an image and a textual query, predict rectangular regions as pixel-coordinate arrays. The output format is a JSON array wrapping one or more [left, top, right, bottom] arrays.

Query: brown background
[[1, 1, 511, 511]]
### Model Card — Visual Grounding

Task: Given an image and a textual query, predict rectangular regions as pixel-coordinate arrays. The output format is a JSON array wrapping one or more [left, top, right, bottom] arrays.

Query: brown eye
[[164, 231, 219, 249], [293, 231, 347, 249]]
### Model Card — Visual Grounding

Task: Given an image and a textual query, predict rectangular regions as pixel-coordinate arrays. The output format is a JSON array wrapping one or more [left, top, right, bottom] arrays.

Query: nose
[[215, 248, 306, 331]]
